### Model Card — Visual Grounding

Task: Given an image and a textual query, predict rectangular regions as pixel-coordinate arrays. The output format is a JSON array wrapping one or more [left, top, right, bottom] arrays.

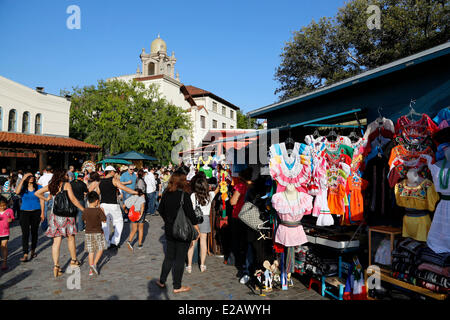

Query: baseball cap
[[77, 172, 85, 178], [120, 165, 129, 171], [104, 165, 116, 172], [129, 164, 136, 169]]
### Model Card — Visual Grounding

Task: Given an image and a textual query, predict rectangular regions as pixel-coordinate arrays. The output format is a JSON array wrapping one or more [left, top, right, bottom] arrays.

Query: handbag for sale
[[238, 201, 264, 231], [53, 183, 77, 218], [172, 192, 198, 242], [194, 195, 204, 224]]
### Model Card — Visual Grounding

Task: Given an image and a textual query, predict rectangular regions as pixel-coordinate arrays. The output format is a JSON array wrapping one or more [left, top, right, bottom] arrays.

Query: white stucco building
[[0, 75, 99, 170], [109, 35, 239, 151], [0, 75, 70, 136]]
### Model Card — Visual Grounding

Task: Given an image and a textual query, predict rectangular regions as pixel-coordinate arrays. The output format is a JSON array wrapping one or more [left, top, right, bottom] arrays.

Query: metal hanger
[[377, 107, 384, 124], [257, 220, 271, 230], [313, 129, 320, 139], [327, 129, 337, 141], [406, 99, 422, 121], [284, 125, 295, 152], [348, 130, 360, 142]]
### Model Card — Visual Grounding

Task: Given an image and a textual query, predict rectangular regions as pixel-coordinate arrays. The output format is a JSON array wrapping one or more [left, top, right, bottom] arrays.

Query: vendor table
[[368, 226, 401, 267], [364, 268, 448, 300]]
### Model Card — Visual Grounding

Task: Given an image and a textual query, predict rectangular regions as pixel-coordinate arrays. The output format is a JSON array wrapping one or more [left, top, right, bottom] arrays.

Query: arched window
[[8, 109, 17, 132], [148, 62, 155, 75], [35, 113, 42, 134], [22, 111, 30, 133]]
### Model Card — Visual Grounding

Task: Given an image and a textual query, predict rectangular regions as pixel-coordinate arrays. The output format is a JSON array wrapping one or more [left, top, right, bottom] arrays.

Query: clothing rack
[[303, 124, 361, 128]]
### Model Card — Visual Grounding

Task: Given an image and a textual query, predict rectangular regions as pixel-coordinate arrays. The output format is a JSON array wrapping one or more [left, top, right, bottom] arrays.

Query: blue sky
[[0, 0, 347, 113]]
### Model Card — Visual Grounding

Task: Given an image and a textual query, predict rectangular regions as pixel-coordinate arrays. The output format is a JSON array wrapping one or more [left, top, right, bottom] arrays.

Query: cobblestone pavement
[[0, 215, 327, 300]]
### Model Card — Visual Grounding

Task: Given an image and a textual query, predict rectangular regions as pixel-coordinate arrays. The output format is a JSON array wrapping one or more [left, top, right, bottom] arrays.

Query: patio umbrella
[[97, 159, 132, 165], [109, 151, 158, 161]]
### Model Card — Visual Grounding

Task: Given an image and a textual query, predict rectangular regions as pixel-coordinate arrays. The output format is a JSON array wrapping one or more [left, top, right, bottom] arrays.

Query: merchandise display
[[208, 106, 449, 300]]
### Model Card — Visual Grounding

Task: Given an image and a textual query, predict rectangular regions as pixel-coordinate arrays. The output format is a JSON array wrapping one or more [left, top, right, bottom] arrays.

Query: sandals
[[30, 251, 37, 259], [155, 280, 166, 288], [53, 265, 63, 278], [185, 265, 192, 274], [200, 265, 207, 272], [70, 259, 81, 267], [20, 254, 28, 262], [173, 286, 191, 294]]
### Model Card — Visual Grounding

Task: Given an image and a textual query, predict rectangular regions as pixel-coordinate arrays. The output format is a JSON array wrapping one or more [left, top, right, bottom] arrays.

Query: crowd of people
[[0, 161, 272, 294]]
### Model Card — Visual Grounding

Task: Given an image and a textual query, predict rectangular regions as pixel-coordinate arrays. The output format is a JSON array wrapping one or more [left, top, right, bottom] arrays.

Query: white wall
[[0, 75, 70, 136], [202, 96, 237, 130]]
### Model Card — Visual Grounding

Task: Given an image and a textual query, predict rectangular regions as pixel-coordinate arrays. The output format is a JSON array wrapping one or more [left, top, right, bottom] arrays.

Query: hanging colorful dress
[[394, 179, 439, 242], [269, 142, 311, 194], [271, 191, 312, 247], [426, 159, 450, 253], [304, 135, 330, 223]]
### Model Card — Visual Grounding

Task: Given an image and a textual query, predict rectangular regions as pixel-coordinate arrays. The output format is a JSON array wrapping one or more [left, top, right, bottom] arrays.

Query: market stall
[[238, 43, 450, 300]]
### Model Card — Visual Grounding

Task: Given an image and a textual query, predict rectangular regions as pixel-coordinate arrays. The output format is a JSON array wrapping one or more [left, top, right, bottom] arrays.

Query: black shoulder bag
[[53, 182, 78, 218], [194, 194, 204, 224], [172, 191, 198, 242]]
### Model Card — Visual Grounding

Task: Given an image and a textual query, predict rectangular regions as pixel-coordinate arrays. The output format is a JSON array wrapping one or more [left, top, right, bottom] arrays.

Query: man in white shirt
[[144, 169, 157, 215], [38, 166, 53, 231]]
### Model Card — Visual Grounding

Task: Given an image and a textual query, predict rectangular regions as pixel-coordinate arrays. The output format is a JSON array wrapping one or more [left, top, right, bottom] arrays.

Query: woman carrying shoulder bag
[[35, 169, 85, 278], [155, 172, 200, 293], [186, 174, 219, 273]]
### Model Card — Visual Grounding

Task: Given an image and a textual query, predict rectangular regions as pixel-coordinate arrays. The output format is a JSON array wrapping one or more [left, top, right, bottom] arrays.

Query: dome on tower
[[150, 34, 167, 54]]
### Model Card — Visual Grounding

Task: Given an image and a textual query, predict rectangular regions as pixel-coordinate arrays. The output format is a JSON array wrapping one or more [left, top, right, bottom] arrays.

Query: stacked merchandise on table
[[299, 246, 339, 278], [391, 238, 449, 294]]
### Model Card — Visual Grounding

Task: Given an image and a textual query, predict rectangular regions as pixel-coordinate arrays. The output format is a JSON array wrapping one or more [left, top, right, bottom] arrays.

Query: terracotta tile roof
[[184, 85, 240, 110], [133, 74, 165, 82], [184, 85, 210, 96], [0, 132, 100, 150]]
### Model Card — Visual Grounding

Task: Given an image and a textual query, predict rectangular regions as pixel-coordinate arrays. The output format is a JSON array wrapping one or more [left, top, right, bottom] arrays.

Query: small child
[[82, 191, 107, 276], [0, 196, 14, 270]]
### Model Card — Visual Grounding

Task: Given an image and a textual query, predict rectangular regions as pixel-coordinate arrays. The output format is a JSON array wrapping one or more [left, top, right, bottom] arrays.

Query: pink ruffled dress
[[269, 143, 311, 193], [271, 192, 313, 247]]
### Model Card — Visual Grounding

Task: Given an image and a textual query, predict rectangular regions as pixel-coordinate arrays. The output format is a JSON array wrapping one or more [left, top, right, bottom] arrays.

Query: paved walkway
[[0, 215, 327, 300]]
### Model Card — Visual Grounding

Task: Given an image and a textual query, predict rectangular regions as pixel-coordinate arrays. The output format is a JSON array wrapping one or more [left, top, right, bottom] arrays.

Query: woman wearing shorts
[[125, 188, 147, 250], [186, 174, 218, 273]]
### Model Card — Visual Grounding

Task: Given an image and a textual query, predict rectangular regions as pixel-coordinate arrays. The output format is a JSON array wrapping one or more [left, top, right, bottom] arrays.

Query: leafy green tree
[[67, 79, 191, 165], [236, 110, 262, 129], [275, 0, 449, 100]]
